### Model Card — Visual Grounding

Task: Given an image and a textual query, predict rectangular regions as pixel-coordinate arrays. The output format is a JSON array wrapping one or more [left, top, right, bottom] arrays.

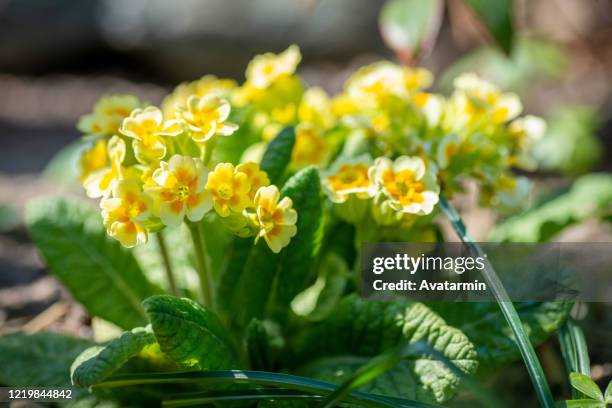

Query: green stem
[[188, 222, 215, 309], [439, 196, 555, 408], [202, 138, 217, 166], [156, 232, 179, 297]]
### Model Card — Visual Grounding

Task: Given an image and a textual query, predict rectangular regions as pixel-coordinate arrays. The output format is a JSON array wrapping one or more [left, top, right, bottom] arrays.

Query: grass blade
[[439, 196, 555, 408], [559, 318, 591, 398], [94, 370, 440, 408], [163, 388, 321, 407]]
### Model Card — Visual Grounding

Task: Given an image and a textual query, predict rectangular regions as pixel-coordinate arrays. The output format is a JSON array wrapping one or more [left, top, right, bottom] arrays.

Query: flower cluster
[[78, 89, 296, 252], [78, 44, 543, 249]]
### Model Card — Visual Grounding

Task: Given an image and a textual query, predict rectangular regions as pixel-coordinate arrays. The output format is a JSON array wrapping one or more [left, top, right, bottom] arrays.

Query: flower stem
[[156, 232, 179, 297], [188, 221, 215, 310], [438, 196, 555, 408], [202, 138, 217, 166]]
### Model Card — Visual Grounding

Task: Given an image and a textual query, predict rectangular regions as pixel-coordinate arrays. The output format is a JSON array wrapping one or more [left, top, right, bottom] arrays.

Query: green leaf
[[26, 197, 161, 329], [260, 126, 296, 185], [71, 326, 156, 387], [245, 319, 273, 371], [0, 332, 93, 387], [570, 373, 604, 402], [143, 295, 238, 369], [430, 301, 571, 372], [533, 107, 602, 176], [94, 371, 433, 408], [291, 253, 349, 321], [214, 108, 259, 164], [231, 240, 279, 328], [437, 37, 566, 93], [293, 295, 478, 404], [216, 236, 256, 315], [464, 0, 514, 54], [218, 128, 300, 317], [231, 167, 324, 327], [605, 380, 612, 403], [490, 174, 612, 242], [133, 225, 198, 294], [270, 166, 324, 320], [565, 399, 605, 408], [379, 0, 443, 62], [42, 139, 87, 188]]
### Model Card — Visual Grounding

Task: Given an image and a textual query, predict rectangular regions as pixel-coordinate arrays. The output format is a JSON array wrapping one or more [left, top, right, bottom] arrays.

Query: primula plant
[[1, 41, 608, 408]]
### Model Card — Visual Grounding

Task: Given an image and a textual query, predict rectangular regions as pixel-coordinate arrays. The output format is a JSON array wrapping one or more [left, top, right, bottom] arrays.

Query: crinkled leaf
[[569, 372, 604, 402], [605, 379, 612, 403], [0, 332, 93, 387], [293, 295, 478, 403], [464, 0, 515, 54], [26, 197, 161, 329], [71, 326, 156, 387], [490, 174, 612, 242], [260, 126, 295, 185], [379, 0, 443, 62], [430, 301, 571, 372], [143, 295, 238, 369]]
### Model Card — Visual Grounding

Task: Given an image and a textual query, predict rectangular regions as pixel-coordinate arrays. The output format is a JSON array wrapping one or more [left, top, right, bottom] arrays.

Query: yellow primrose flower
[[370, 156, 439, 215], [250, 185, 297, 253], [236, 162, 270, 201], [100, 179, 153, 248], [299, 87, 334, 130], [404, 67, 434, 94], [83, 136, 126, 198], [508, 115, 546, 149], [508, 115, 546, 170], [162, 75, 237, 117], [178, 95, 238, 143], [331, 94, 361, 118], [145, 155, 212, 227], [345, 62, 433, 105], [79, 139, 108, 182], [206, 163, 251, 217], [322, 156, 373, 203], [246, 44, 301, 89], [120, 106, 183, 163], [291, 124, 328, 169], [346, 62, 405, 103], [413, 92, 444, 126], [453, 73, 522, 124], [78, 95, 141, 138]]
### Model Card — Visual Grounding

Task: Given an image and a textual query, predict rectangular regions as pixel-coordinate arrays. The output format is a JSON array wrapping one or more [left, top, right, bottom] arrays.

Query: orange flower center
[[382, 169, 425, 205]]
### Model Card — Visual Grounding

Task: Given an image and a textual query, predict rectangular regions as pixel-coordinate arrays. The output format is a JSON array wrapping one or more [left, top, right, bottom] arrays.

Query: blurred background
[[0, 0, 611, 406]]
